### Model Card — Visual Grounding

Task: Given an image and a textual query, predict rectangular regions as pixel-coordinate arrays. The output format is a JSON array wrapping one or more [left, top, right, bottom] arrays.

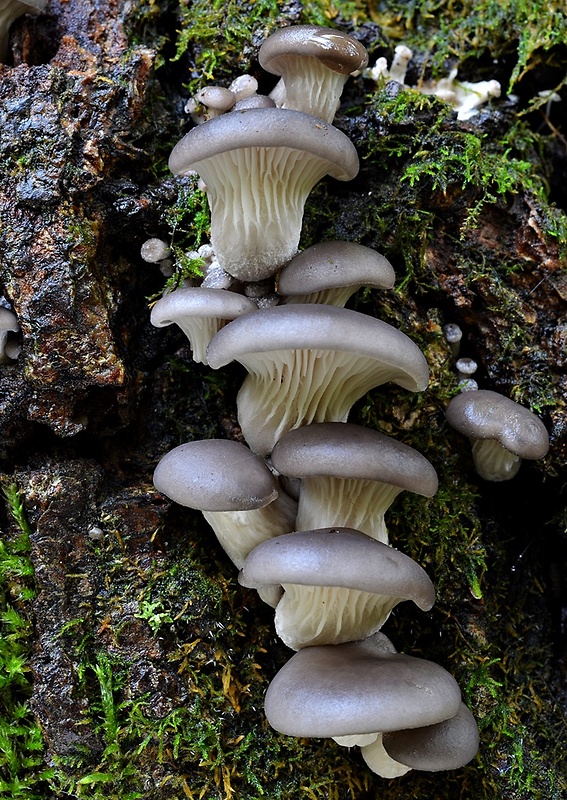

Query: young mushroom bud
[[445, 389, 549, 481], [153, 439, 297, 569], [239, 527, 435, 649], [277, 240, 395, 306], [259, 25, 368, 123], [168, 108, 359, 282], [206, 304, 430, 456]]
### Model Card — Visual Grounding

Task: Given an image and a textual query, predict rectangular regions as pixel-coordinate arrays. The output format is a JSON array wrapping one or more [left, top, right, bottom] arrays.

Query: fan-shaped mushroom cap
[[150, 287, 256, 364], [446, 389, 549, 481], [153, 439, 297, 568], [259, 25, 368, 122], [264, 632, 462, 738], [379, 701, 479, 772], [271, 422, 438, 541], [207, 304, 429, 455], [168, 108, 359, 282], [278, 241, 395, 306], [0, 0, 46, 61], [239, 528, 435, 648]]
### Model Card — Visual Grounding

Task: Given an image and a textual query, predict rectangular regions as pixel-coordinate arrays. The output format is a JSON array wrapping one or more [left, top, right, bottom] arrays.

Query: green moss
[[0, 485, 52, 799]]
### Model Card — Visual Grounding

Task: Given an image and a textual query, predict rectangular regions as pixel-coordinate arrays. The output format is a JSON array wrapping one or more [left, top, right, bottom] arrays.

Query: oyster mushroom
[[0, 0, 45, 61], [270, 422, 438, 542], [445, 389, 549, 481], [259, 25, 368, 122], [239, 527, 435, 648], [168, 108, 359, 282], [206, 304, 429, 456], [277, 240, 395, 306], [153, 439, 297, 569], [150, 287, 256, 365]]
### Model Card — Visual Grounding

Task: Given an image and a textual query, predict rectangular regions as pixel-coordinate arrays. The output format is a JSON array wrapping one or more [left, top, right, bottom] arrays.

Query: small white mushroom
[[0, 306, 20, 363]]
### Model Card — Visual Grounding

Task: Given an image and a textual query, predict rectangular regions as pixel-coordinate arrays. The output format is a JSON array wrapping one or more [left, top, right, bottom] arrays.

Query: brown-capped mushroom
[[153, 439, 296, 568], [277, 240, 395, 306], [259, 25, 368, 122], [445, 389, 549, 481], [270, 422, 438, 542], [239, 527, 435, 648], [168, 108, 359, 282]]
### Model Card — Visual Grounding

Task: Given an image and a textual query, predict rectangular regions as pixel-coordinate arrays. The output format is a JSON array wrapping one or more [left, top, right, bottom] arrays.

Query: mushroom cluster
[[147, 22, 528, 782]]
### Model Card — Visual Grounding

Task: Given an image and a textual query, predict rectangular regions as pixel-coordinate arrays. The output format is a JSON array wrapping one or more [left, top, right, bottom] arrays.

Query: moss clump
[[0, 485, 51, 799]]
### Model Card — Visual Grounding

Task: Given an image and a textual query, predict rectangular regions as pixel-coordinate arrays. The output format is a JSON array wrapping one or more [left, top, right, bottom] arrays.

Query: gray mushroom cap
[[239, 528, 435, 609], [153, 439, 278, 512], [271, 422, 438, 497], [168, 107, 359, 181], [259, 25, 368, 76], [278, 241, 395, 303], [0, 0, 46, 61], [0, 307, 19, 332], [264, 632, 462, 738], [382, 702, 479, 771], [150, 287, 256, 328], [207, 304, 429, 393], [445, 389, 549, 459]]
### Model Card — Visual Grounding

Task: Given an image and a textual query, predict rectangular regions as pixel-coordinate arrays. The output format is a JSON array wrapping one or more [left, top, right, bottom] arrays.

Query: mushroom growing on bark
[[150, 287, 256, 365], [153, 439, 297, 568], [277, 240, 395, 306], [270, 422, 438, 542], [0, 306, 20, 363], [445, 389, 549, 481], [239, 527, 435, 648], [259, 25, 368, 123], [207, 304, 430, 456], [0, 0, 45, 61], [264, 631, 464, 741], [168, 108, 359, 282]]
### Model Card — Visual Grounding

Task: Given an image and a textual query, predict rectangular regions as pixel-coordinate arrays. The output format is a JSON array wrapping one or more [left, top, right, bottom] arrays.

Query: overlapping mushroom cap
[[446, 389, 549, 481], [168, 108, 359, 282], [264, 632, 462, 738], [153, 439, 296, 568], [207, 304, 429, 455], [270, 422, 438, 542], [239, 528, 435, 648], [259, 25, 368, 122], [278, 240, 395, 306], [150, 287, 256, 364]]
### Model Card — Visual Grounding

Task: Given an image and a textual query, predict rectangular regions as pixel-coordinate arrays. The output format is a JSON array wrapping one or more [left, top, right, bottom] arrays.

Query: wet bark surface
[[0, 2, 565, 799]]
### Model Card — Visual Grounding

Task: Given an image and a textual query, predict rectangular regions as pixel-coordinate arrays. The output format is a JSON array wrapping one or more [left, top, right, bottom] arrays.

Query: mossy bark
[[0, 1, 565, 799]]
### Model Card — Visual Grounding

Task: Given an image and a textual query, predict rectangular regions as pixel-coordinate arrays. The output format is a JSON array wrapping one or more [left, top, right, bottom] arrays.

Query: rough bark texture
[[0, 1, 565, 799]]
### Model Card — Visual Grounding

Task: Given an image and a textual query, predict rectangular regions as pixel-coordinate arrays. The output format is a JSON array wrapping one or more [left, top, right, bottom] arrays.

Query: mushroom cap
[[168, 107, 359, 182], [277, 240, 395, 299], [153, 439, 278, 512], [0, 307, 19, 332], [194, 86, 236, 113], [271, 422, 438, 497], [382, 702, 479, 771], [445, 389, 549, 459], [264, 632, 462, 737], [207, 304, 429, 393], [240, 527, 435, 610], [150, 287, 256, 329], [259, 25, 368, 76]]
